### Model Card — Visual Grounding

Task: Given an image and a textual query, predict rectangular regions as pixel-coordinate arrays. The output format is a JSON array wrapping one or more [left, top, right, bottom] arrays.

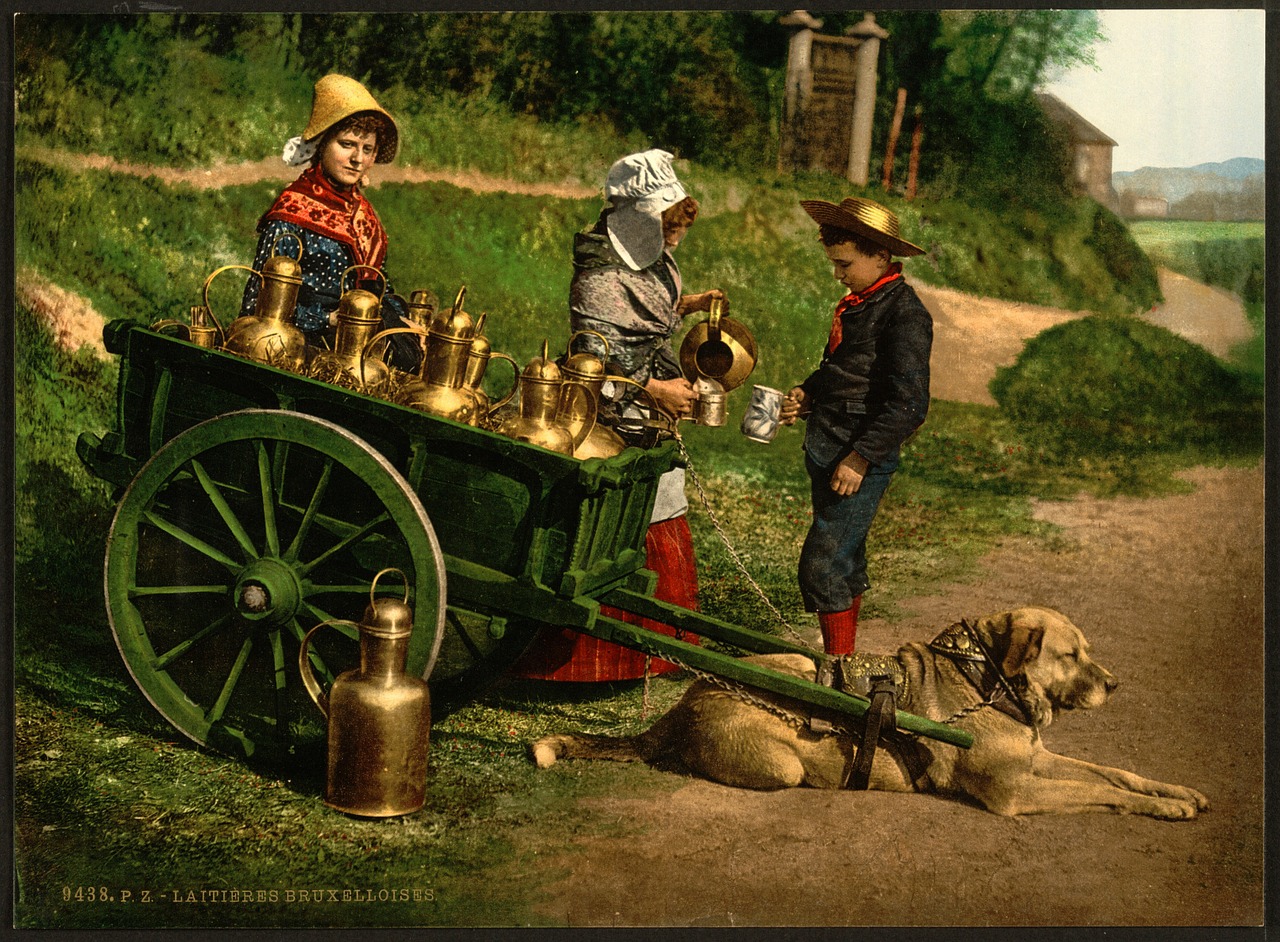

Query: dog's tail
[[530, 731, 649, 769]]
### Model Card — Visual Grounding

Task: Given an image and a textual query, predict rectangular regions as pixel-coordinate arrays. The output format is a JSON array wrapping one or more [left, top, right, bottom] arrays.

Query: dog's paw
[[1148, 797, 1201, 821]]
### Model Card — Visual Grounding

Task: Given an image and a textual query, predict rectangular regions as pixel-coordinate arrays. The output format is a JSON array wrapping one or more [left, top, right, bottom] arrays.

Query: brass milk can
[[299, 569, 431, 818], [495, 341, 595, 455], [562, 331, 628, 460], [395, 287, 480, 424], [215, 233, 308, 372], [307, 286, 392, 392]]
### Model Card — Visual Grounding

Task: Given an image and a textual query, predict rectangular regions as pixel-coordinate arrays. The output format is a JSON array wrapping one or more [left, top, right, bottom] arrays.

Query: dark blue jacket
[[799, 278, 932, 469]]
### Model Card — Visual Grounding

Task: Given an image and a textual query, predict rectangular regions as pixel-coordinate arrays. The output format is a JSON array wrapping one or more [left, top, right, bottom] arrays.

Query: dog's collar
[[929, 621, 1038, 728]]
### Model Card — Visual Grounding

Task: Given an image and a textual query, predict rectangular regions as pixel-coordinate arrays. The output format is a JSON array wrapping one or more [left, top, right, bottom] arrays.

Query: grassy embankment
[[13, 110, 1264, 928]]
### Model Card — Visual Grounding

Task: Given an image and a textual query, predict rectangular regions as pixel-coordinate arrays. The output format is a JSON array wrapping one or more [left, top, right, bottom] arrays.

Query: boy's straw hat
[[800, 197, 924, 257], [301, 74, 398, 163]]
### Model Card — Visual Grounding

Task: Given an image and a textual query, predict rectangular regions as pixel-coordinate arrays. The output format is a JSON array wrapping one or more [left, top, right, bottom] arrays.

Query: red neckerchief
[[261, 164, 389, 269], [826, 263, 903, 353]]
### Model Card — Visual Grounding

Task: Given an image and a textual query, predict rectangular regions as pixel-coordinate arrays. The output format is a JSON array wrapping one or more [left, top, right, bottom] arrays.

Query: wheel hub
[[233, 558, 302, 626]]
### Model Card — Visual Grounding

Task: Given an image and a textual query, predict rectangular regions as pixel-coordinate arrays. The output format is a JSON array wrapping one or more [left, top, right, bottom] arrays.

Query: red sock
[[818, 596, 862, 655]]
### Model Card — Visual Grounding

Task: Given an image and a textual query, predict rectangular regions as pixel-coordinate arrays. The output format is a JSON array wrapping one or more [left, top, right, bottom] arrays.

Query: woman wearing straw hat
[[512, 149, 726, 682], [779, 196, 932, 656], [240, 73, 419, 369]]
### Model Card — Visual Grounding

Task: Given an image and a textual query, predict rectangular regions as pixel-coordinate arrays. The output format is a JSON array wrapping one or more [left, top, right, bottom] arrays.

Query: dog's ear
[[1000, 616, 1045, 678]]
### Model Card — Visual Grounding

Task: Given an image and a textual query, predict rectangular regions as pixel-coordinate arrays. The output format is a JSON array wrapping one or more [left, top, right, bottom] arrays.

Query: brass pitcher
[[562, 330, 628, 460], [495, 340, 595, 455], [150, 304, 221, 349], [394, 286, 482, 424], [678, 298, 758, 392], [215, 233, 308, 372], [306, 266, 392, 392], [460, 315, 519, 428], [299, 569, 431, 818]]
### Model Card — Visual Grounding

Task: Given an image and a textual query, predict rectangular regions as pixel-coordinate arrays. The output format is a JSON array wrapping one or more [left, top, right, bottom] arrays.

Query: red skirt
[[509, 515, 700, 681]]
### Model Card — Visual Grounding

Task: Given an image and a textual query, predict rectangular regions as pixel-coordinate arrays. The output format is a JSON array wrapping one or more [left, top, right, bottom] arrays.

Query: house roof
[[1036, 92, 1118, 147]]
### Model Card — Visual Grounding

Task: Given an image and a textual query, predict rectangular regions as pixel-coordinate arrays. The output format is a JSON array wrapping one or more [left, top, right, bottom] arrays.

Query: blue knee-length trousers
[[798, 455, 896, 613]]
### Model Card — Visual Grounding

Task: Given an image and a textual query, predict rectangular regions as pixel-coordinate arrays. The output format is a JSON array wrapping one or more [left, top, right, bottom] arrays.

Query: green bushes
[[990, 314, 1263, 461], [13, 301, 117, 601]]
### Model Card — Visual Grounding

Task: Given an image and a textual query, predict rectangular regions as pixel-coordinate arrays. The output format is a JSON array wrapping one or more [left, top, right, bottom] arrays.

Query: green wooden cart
[[77, 320, 972, 764]]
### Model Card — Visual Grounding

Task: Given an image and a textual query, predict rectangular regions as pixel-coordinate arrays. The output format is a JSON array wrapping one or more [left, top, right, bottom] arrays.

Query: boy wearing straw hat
[[240, 73, 419, 369], [780, 197, 932, 655]]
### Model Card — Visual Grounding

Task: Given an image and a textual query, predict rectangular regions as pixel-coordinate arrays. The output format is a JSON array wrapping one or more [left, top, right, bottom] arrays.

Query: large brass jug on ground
[[306, 286, 393, 392], [678, 298, 758, 392], [562, 330, 628, 460], [495, 340, 596, 456], [214, 233, 309, 372], [299, 569, 431, 818]]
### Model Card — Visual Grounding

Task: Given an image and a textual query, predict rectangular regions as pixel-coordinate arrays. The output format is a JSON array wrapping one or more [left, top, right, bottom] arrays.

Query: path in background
[[18, 146, 1253, 406]]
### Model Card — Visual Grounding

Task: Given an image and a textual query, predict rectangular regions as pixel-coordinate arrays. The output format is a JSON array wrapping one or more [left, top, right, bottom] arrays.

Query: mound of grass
[[990, 314, 1263, 462]]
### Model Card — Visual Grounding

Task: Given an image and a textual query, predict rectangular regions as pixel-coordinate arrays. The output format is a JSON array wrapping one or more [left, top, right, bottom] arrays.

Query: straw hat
[[799, 197, 924, 257], [294, 73, 398, 164], [603, 149, 689, 271]]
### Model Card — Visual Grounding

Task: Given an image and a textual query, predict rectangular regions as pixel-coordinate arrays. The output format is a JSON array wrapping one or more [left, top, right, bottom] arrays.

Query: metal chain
[[673, 431, 816, 650]]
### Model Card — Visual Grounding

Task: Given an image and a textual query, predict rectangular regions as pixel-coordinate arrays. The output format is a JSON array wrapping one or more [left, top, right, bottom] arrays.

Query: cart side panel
[[81, 324, 679, 605]]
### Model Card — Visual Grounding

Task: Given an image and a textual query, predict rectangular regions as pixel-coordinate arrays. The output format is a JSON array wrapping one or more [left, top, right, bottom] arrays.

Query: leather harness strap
[[846, 675, 896, 790]]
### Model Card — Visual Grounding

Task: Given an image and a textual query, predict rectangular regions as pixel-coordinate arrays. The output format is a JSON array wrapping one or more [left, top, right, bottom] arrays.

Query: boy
[[780, 197, 932, 655]]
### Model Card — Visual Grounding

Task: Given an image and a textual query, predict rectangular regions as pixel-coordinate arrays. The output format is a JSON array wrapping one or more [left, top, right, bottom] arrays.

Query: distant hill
[[1113, 158, 1264, 220]]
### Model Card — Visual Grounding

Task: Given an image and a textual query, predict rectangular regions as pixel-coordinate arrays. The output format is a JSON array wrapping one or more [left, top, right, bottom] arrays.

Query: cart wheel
[[105, 409, 446, 764]]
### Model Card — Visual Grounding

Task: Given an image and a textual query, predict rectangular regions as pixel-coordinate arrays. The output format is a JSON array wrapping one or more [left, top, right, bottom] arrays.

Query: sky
[[1041, 8, 1266, 172]]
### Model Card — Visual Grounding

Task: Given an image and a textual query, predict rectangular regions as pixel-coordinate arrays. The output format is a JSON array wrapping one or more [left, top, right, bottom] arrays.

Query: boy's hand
[[780, 386, 809, 425], [830, 451, 869, 496]]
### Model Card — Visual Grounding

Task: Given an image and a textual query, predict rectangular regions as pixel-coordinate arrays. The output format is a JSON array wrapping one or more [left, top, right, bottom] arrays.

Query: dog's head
[[972, 607, 1119, 728]]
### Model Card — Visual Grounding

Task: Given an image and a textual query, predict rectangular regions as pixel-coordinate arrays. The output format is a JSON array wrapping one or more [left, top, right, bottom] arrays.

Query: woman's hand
[[645, 376, 699, 419], [779, 386, 809, 426], [677, 290, 728, 318], [830, 451, 869, 496]]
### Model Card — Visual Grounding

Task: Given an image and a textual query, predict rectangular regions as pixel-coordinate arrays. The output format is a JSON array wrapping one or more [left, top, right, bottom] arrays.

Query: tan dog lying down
[[532, 607, 1209, 819]]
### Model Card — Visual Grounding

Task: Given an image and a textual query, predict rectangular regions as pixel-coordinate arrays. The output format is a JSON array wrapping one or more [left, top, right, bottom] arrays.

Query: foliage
[[990, 315, 1263, 462], [16, 9, 1104, 194], [13, 301, 117, 602]]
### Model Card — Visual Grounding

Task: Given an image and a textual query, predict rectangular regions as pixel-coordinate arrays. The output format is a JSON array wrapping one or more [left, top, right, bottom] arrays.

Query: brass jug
[[395, 286, 482, 424], [562, 330, 628, 460], [460, 316, 519, 428], [307, 267, 393, 392], [404, 288, 441, 334], [495, 340, 595, 455], [150, 304, 221, 349], [678, 298, 758, 392], [215, 233, 309, 372], [299, 569, 431, 818]]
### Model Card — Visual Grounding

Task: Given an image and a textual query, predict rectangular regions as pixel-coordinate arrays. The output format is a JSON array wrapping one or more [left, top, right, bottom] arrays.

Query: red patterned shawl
[[261, 164, 389, 270]]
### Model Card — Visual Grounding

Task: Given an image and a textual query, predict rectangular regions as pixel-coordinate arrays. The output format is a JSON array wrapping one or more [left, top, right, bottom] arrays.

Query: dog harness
[[822, 654, 931, 791], [928, 621, 1038, 727]]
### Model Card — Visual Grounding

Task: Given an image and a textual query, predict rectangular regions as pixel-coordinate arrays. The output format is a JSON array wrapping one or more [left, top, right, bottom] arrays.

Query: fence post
[[846, 12, 889, 186]]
